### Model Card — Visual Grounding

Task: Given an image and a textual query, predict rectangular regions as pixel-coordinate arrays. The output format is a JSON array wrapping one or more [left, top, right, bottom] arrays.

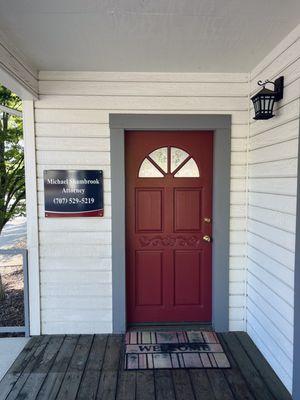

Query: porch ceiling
[[0, 0, 299, 73]]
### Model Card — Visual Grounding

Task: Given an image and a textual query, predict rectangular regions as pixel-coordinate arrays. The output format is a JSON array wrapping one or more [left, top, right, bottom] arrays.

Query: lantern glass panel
[[265, 97, 270, 113], [253, 98, 258, 113], [258, 96, 262, 114], [269, 97, 275, 113]]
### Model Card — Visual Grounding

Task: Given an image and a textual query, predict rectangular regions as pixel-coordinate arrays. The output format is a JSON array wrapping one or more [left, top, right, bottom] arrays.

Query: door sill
[[127, 322, 213, 331]]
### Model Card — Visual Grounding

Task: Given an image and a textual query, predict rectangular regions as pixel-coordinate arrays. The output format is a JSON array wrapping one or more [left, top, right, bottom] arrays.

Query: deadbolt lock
[[203, 235, 212, 243], [204, 217, 211, 223]]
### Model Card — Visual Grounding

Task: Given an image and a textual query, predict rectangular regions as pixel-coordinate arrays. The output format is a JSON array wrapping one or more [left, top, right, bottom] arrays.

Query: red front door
[[125, 131, 213, 324]]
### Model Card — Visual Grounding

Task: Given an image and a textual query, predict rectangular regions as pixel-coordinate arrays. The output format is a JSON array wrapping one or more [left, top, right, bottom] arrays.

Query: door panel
[[135, 251, 163, 306], [174, 188, 202, 231], [136, 189, 163, 232], [125, 131, 213, 323], [174, 251, 202, 306]]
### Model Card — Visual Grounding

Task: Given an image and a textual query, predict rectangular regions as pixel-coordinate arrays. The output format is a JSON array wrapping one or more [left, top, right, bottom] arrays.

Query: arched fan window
[[138, 147, 200, 178]]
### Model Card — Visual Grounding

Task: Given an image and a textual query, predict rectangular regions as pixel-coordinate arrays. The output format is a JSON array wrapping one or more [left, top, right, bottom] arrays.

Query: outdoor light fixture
[[251, 76, 284, 120]]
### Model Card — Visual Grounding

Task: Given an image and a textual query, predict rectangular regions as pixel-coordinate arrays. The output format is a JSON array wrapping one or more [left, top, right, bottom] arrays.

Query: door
[[125, 131, 213, 323]]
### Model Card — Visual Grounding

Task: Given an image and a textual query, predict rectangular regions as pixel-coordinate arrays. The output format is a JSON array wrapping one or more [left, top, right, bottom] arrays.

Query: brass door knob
[[203, 235, 212, 242]]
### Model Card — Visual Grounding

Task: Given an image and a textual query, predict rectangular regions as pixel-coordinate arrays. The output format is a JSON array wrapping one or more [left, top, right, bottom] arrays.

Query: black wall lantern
[[251, 76, 284, 120]]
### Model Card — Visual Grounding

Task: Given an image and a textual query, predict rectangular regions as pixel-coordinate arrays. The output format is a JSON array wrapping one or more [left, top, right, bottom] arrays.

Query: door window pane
[[148, 147, 168, 173], [171, 147, 189, 172], [174, 158, 200, 177], [139, 159, 164, 177]]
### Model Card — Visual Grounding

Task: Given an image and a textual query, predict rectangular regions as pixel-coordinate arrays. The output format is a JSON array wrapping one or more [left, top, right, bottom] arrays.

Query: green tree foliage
[[0, 85, 24, 300], [0, 85, 25, 234]]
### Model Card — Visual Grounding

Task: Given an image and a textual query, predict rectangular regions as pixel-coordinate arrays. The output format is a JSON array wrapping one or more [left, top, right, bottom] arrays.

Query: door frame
[[110, 114, 231, 333]]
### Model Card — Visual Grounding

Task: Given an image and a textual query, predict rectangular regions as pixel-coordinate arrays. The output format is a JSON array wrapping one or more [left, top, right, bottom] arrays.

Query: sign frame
[[44, 169, 104, 218]]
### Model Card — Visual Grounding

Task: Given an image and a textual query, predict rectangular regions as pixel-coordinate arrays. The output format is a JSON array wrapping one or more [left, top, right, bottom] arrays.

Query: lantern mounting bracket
[[257, 76, 284, 102]]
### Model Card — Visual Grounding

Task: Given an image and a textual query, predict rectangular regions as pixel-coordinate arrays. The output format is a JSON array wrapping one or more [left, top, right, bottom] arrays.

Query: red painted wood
[[45, 209, 103, 217], [125, 131, 213, 323], [135, 251, 163, 306]]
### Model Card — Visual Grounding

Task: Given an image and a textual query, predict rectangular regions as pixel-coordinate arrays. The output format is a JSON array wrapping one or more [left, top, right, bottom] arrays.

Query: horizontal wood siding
[[247, 24, 300, 393], [36, 71, 249, 335]]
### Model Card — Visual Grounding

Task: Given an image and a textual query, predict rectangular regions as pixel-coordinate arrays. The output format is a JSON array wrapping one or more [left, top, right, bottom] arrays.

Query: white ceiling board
[[0, 0, 299, 72]]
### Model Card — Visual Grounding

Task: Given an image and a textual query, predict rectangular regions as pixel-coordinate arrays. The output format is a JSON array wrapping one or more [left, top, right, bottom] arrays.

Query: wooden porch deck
[[0, 332, 292, 400]]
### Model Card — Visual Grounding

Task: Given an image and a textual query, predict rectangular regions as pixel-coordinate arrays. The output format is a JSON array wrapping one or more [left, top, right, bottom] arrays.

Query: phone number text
[[53, 197, 95, 205]]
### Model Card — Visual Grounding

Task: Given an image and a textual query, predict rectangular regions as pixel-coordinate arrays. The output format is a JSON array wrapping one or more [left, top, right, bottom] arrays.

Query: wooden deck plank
[[116, 370, 136, 400], [206, 370, 235, 400], [16, 335, 64, 400], [136, 371, 155, 400], [96, 335, 123, 400], [56, 335, 94, 400], [189, 370, 216, 400], [218, 333, 255, 400], [0, 337, 44, 400], [36, 335, 79, 400], [116, 330, 136, 400], [236, 332, 292, 400], [221, 332, 276, 400], [76, 335, 108, 400], [5, 336, 51, 400], [154, 370, 176, 400], [172, 370, 195, 400]]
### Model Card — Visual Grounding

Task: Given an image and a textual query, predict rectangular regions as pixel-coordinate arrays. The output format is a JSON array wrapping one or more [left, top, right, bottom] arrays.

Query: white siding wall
[[247, 24, 300, 392], [35, 72, 249, 334]]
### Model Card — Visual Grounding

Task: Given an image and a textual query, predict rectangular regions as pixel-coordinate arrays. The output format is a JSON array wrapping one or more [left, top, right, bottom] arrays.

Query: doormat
[[124, 331, 230, 370]]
